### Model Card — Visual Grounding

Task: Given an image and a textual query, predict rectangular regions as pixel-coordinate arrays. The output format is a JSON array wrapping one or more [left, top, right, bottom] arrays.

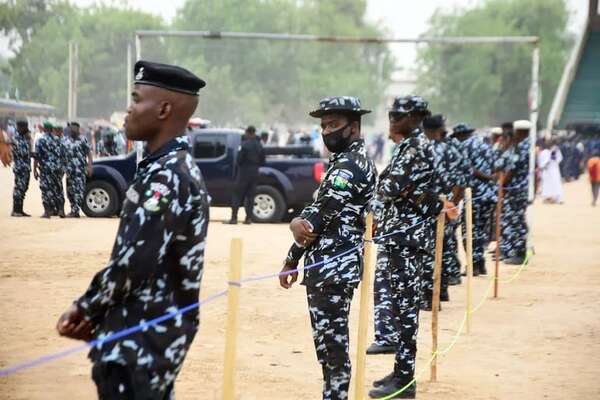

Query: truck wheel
[[252, 185, 286, 223], [83, 180, 119, 218]]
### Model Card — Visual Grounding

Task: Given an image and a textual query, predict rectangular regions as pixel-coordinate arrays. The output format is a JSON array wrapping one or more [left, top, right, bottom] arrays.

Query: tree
[[415, 0, 571, 127], [6, 2, 164, 118]]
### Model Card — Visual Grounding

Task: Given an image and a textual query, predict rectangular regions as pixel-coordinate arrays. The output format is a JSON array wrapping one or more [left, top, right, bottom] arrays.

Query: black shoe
[[373, 371, 395, 387], [224, 219, 238, 225], [21, 210, 31, 217], [448, 276, 462, 286], [58, 210, 66, 218], [369, 377, 416, 399], [476, 260, 487, 275], [440, 287, 449, 302], [366, 343, 395, 355], [461, 267, 479, 277], [66, 211, 80, 218], [243, 218, 252, 225], [41, 212, 51, 219], [504, 256, 525, 265]]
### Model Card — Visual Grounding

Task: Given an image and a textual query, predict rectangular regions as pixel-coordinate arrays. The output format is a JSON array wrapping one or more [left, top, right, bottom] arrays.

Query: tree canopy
[[415, 0, 572, 127]]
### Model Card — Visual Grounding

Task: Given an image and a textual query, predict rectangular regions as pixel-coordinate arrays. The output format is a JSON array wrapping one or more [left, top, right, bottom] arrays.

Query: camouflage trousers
[[500, 195, 528, 258], [383, 246, 422, 379], [461, 200, 494, 264], [12, 166, 30, 205], [372, 247, 396, 346], [67, 171, 86, 213], [442, 219, 461, 279], [39, 170, 64, 213], [421, 222, 448, 304], [92, 362, 174, 400], [307, 284, 355, 400]]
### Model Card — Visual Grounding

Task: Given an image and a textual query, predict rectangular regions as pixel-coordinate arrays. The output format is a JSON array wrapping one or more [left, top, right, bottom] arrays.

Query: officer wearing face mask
[[279, 96, 376, 400]]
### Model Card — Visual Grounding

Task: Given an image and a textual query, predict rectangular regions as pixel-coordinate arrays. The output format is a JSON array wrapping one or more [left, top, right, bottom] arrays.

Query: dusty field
[[0, 166, 599, 400]]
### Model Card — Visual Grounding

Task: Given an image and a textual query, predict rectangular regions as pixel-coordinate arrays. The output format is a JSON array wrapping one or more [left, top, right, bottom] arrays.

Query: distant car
[[83, 128, 326, 223]]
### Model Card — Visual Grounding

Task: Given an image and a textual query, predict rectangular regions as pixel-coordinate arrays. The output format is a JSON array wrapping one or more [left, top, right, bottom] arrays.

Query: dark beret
[[423, 114, 445, 129], [134, 60, 206, 96]]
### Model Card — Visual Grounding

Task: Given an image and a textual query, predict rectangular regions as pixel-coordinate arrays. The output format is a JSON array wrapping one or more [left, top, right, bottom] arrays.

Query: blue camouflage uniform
[[35, 132, 67, 214], [376, 128, 441, 382], [76, 136, 210, 399], [457, 133, 496, 269], [286, 138, 376, 400], [65, 135, 91, 214], [11, 131, 32, 211], [501, 137, 530, 259]]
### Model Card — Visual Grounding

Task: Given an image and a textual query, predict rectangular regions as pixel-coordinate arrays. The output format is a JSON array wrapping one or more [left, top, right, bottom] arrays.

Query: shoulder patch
[[331, 169, 353, 190], [142, 182, 172, 214]]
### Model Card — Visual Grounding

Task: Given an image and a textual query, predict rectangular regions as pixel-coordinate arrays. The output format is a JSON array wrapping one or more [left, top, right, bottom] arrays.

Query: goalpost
[[133, 29, 540, 203]]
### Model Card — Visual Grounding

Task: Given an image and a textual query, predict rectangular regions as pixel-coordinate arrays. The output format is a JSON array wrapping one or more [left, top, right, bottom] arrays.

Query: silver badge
[[126, 187, 140, 204], [135, 67, 144, 80]]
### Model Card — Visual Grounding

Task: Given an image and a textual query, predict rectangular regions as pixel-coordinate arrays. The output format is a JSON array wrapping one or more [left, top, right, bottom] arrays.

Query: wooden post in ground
[[353, 213, 374, 400], [465, 188, 474, 333], [494, 173, 505, 299], [222, 238, 242, 400], [430, 202, 446, 382]]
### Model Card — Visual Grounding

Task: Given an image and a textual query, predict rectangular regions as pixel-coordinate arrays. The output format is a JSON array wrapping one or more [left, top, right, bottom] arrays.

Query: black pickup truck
[[83, 128, 326, 223]]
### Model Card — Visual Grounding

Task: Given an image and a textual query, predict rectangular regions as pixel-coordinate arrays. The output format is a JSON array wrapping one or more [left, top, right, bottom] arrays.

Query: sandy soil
[[0, 166, 599, 400]]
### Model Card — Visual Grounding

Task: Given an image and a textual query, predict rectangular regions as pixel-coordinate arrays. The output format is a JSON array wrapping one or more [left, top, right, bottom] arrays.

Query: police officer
[[34, 122, 67, 218], [64, 122, 93, 217], [97, 129, 120, 156], [10, 120, 33, 217], [420, 114, 463, 309], [501, 120, 531, 265], [56, 60, 210, 399], [279, 96, 376, 400], [453, 123, 497, 276], [226, 125, 265, 225], [369, 97, 450, 399], [367, 96, 432, 355]]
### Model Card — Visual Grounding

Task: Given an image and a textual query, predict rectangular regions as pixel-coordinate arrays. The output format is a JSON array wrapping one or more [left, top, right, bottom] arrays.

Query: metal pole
[[126, 43, 132, 108], [68, 41, 73, 121], [136, 30, 538, 45], [465, 189, 474, 333], [430, 204, 446, 382], [527, 44, 540, 255], [73, 42, 78, 120]]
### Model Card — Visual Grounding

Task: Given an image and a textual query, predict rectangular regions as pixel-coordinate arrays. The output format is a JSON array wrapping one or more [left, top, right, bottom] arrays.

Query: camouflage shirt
[[64, 136, 91, 176], [376, 129, 440, 251], [286, 139, 376, 288], [505, 137, 530, 199], [35, 133, 67, 173], [76, 136, 210, 391], [11, 132, 31, 172], [458, 135, 496, 202]]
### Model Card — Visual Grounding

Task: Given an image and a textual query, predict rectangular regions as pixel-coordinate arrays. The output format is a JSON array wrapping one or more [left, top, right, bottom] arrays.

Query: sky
[[1, 0, 590, 62]]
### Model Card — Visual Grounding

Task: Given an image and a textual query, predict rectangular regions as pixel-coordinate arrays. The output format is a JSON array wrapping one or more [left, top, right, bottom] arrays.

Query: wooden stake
[[353, 213, 374, 400], [222, 238, 242, 400], [465, 188, 474, 333], [494, 173, 505, 299], [430, 202, 446, 382]]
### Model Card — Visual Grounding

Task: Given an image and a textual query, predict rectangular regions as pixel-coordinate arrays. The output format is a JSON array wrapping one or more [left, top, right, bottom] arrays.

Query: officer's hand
[[56, 304, 94, 341], [290, 218, 317, 247], [33, 168, 39, 180], [442, 199, 459, 221], [279, 261, 299, 289]]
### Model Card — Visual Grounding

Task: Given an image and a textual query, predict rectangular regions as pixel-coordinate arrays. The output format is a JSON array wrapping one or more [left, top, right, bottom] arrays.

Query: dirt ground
[[0, 166, 599, 400]]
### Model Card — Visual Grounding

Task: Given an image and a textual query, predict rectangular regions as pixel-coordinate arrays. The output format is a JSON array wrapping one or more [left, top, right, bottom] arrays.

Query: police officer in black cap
[[226, 124, 265, 224], [279, 96, 376, 400], [57, 60, 210, 400]]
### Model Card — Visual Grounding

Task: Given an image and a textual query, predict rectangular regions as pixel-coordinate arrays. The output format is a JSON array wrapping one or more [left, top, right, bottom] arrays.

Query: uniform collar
[[139, 135, 189, 168], [330, 138, 364, 162]]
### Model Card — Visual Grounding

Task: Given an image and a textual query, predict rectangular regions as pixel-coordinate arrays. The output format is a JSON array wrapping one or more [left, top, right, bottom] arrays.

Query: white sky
[[1, 0, 589, 62]]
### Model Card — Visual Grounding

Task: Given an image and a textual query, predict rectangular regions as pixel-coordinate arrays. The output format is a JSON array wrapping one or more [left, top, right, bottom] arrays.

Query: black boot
[[448, 275, 462, 285], [66, 211, 80, 218], [243, 217, 252, 225], [373, 371, 395, 387], [461, 266, 480, 277], [476, 259, 487, 275], [369, 376, 416, 399], [224, 208, 238, 224], [41, 208, 52, 218], [440, 286, 450, 302], [366, 343, 395, 355], [57, 208, 66, 218], [11, 201, 25, 217]]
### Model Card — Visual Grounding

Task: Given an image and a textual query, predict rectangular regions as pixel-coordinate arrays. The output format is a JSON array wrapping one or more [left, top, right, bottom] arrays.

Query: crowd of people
[[1, 59, 596, 400]]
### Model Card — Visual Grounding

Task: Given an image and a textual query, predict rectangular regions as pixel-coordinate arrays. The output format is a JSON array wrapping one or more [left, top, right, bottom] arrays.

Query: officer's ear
[[157, 101, 173, 121], [350, 119, 361, 136]]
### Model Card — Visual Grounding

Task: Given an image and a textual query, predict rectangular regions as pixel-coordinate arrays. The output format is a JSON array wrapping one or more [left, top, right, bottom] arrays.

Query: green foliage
[[3, 0, 391, 124], [415, 0, 571, 127]]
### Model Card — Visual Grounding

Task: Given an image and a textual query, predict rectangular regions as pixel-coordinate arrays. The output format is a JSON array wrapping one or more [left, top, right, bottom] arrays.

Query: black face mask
[[322, 123, 351, 153]]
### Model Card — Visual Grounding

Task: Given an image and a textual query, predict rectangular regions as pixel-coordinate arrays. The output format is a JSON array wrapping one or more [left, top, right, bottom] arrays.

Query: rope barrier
[[0, 188, 532, 381]]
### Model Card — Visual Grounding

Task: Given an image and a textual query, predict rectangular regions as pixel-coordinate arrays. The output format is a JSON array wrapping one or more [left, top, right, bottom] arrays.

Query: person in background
[[225, 125, 265, 224], [538, 139, 564, 204], [587, 152, 600, 206], [65, 122, 94, 217], [10, 119, 33, 217]]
